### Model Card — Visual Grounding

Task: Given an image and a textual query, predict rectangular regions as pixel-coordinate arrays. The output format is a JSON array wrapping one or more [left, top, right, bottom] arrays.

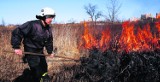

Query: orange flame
[[119, 21, 139, 52], [80, 22, 111, 51], [99, 28, 111, 51], [81, 22, 96, 49], [80, 21, 160, 52]]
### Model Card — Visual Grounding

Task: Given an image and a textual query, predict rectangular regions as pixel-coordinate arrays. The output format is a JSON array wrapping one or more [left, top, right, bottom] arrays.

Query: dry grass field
[[0, 23, 85, 81]]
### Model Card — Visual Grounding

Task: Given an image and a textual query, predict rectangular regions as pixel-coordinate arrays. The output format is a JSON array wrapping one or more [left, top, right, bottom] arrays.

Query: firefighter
[[11, 7, 55, 82]]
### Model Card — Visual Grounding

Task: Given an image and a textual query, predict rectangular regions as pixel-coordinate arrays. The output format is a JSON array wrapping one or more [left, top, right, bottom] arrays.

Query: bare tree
[[95, 11, 102, 22], [106, 0, 121, 23], [84, 3, 102, 26], [84, 3, 96, 22]]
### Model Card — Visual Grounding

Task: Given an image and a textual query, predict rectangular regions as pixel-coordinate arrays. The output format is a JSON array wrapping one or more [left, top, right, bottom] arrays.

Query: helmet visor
[[45, 15, 56, 18]]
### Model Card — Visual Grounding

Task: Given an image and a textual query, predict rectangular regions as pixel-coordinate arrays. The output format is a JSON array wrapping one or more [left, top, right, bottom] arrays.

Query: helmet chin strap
[[42, 18, 49, 27]]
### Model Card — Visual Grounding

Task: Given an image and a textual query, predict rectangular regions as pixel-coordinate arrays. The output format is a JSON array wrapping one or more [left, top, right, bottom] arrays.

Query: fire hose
[[3, 50, 79, 62]]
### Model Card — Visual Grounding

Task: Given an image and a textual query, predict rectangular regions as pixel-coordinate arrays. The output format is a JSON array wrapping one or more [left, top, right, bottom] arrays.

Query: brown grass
[[0, 26, 27, 81]]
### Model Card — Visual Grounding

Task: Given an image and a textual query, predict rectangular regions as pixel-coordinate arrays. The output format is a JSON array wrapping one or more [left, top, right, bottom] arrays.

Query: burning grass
[[0, 20, 160, 82], [53, 20, 160, 82], [80, 20, 160, 53]]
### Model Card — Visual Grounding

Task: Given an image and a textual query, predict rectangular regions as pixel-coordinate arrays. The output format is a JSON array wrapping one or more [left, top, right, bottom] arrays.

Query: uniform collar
[[39, 20, 49, 29]]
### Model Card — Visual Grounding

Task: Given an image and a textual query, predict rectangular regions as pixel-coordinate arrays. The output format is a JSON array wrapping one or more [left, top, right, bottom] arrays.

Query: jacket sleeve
[[11, 22, 32, 49], [45, 28, 53, 54]]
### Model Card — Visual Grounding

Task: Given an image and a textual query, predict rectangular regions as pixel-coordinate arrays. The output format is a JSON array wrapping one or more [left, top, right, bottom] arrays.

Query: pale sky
[[0, 0, 160, 25]]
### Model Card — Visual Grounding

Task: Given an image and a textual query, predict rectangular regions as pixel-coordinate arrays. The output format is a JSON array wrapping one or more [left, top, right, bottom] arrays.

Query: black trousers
[[24, 47, 48, 82]]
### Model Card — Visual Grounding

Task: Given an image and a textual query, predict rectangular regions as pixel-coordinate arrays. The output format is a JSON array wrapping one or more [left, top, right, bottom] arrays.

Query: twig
[[3, 50, 79, 61]]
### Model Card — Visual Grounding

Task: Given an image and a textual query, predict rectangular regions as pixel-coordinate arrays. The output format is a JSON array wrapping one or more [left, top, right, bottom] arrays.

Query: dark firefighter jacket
[[11, 20, 53, 54]]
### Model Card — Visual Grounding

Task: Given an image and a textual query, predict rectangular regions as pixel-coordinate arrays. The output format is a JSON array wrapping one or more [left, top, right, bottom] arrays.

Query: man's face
[[45, 17, 54, 25]]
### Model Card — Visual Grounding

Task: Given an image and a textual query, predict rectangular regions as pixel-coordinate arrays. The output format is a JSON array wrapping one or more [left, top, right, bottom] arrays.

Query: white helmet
[[36, 7, 56, 19]]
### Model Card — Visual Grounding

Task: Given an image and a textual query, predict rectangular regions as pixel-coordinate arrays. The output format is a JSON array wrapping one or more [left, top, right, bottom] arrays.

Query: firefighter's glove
[[48, 52, 55, 58]]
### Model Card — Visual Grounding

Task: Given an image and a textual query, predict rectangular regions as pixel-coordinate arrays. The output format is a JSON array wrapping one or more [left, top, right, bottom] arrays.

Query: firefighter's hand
[[14, 49, 23, 56], [49, 53, 54, 58]]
